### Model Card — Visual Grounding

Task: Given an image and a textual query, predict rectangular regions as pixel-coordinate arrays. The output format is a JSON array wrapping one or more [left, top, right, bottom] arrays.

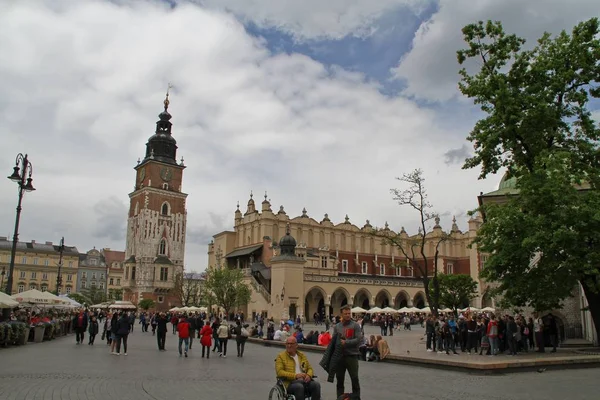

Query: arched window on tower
[[161, 202, 170, 216], [159, 239, 167, 255], [134, 202, 139, 215]]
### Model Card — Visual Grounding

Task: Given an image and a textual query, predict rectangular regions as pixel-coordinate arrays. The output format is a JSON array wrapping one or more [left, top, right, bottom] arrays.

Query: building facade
[[207, 192, 482, 321], [0, 237, 80, 295], [102, 248, 125, 300], [121, 93, 187, 310], [76, 248, 108, 294]]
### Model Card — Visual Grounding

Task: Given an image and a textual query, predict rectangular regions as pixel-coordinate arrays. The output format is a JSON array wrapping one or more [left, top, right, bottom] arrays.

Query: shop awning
[[225, 244, 263, 259]]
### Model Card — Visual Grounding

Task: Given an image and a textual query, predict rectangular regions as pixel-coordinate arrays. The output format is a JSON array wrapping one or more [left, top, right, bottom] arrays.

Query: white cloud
[[0, 0, 496, 269], [392, 0, 600, 102], [196, 0, 432, 41]]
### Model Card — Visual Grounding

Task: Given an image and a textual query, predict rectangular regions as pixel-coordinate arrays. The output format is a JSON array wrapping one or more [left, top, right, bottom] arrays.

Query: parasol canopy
[[350, 306, 367, 314], [108, 300, 136, 310], [368, 307, 383, 314], [0, 291, 19, 308], [382, 307, 398, 314], [12, 289, 69, 305]]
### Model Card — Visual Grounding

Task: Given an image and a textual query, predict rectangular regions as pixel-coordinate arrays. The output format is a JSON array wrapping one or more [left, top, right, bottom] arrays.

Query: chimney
[[45, 241, 53, 245]]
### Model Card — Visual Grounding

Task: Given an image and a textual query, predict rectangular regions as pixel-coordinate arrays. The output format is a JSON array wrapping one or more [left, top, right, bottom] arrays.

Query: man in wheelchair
[[275, 337, 321, 400]]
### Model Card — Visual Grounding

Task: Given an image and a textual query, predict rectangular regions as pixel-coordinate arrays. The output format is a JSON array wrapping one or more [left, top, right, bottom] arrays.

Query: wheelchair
[[268, 377, 317, 400]]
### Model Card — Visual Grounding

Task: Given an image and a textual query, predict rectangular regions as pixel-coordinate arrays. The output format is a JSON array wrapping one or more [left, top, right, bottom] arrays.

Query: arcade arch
[[304, 286, 327, 322], [374, 289, 391, 308], [354, 288, 372, 310], [330, 287, 350, 316], [413, 291, 426, 309], [394, 290, 411, 309]]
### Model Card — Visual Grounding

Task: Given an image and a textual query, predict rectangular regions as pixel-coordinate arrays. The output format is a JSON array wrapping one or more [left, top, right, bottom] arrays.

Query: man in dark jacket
[[156, 312, 169, 351], [73, 310, 88, 345], [319, 332, 343, 382], [333, 305, 361, 399]]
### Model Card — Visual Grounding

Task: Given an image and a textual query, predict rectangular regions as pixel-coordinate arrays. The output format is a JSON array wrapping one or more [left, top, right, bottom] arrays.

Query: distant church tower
[[123, 88, 187, 309]]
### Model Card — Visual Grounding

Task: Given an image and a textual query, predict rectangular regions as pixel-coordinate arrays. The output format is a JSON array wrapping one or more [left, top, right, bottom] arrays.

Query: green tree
[[138, 299, 155, 311], [68, 293, 88, 306], [108, 288, 123, 301], [372, 169, 446, 316], [81, 286, 106, 305], [200, 267, 251, 315], [457, 18, 600, 333], [172, 271, 204, 306], [430, 274, 478, 314]]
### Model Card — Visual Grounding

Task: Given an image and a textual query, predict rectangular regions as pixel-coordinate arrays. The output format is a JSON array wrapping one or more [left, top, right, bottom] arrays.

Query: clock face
[[160, 167, 173, 182], [139, 168, 146, 181]]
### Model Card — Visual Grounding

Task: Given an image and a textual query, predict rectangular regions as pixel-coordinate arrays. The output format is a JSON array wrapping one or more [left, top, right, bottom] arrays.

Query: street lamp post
[[4, 153, 36, 296], [55, 237, 65, 296]]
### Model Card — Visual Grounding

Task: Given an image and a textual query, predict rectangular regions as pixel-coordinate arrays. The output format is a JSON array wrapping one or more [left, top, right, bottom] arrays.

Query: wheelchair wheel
[[268, 385, 288, 400]]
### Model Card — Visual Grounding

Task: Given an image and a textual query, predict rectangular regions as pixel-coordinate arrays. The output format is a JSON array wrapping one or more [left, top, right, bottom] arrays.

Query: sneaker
[[219, 353, 222, 357], [427, 349, 433, 352], [124, 353, 127, 356], [185, 352, 188, 358], [117, 353, 121, 356], [222, 355, 226, 358]]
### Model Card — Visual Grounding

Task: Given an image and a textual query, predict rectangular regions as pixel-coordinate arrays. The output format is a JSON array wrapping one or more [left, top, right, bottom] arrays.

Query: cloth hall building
[[207, 193, 484, 322]]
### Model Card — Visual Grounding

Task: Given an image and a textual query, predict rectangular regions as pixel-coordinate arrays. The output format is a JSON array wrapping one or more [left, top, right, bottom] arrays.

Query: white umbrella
[[108, 300, 136, 310], [169, 307, 181, 312], [90, 301, 113, 308], [419, 307, 431, 314], [441, 308, 453, 313], [0, 291, 19, 308], [12, 289, 53, 305], [481, 307, 495, 312], [368, 307, 383, 313], [382, 307, 398, 314], [351, 306, 367, 314], [398, 307, 411, 313]]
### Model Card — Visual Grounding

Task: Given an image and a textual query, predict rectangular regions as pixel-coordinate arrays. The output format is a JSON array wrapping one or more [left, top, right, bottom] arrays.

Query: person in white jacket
[[217, 320, 230, 357]]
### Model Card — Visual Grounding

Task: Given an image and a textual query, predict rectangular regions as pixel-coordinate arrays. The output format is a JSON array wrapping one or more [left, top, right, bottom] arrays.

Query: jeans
[[88, 334, 96, 345], [535, 332, 545, 352], [426, 332, 436, 350], [202, 345, 211, 358], [178, 337, 189, 355], [288, 379, 321, 400], [488, 336, 499, 355], [335, 355, 360, 398], [219, 338, 228, 355], [116, 334, 128, 354], [444, 335, 456, 353], [157, 331, 166, 350], [75, 328, 85, 343], [212, 337, 220, 351], [236, 340, 246, 356]]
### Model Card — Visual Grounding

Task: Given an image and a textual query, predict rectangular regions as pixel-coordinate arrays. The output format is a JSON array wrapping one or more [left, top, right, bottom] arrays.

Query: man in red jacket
[[177, 316, 191, 358]]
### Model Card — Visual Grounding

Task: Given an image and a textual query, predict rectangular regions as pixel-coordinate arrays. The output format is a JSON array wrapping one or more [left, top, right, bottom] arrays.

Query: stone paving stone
[[0, 328, 599, 400]]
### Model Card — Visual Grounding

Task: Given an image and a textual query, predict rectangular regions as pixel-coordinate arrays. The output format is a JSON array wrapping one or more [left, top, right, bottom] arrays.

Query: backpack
[[241, 327, 249, 337], [524, 327, 529, 336]]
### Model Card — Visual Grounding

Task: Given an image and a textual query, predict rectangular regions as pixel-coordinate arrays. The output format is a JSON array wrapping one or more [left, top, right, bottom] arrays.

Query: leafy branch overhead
[[458, 18, 600, 180]]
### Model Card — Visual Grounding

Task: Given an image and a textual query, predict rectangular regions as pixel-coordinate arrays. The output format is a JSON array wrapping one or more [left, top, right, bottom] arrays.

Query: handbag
[[101, 331, 106, 341], [241, 327, 249, 337]]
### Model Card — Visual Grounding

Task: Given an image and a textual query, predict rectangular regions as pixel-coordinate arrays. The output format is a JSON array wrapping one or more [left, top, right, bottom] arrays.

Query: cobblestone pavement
[[0, 329, 598, 400]]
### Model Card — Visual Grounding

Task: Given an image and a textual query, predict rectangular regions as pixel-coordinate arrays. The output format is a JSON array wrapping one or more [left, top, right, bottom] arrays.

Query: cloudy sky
[[1, 0, 598, 271]]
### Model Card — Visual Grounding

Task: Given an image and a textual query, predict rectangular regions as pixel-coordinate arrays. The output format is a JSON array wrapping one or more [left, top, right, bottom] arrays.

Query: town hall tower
[[122, 90, 187, 309]]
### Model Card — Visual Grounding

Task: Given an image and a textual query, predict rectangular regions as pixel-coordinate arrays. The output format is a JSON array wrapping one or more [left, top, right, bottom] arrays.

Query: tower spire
[[164, 83, 172, 112]]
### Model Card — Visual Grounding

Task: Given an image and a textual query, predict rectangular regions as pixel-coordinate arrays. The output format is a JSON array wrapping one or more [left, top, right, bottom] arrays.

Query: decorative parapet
[[304, 273, 424, 288]]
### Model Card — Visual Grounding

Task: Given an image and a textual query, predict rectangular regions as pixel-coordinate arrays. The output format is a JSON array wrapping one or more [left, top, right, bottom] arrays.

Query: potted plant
[[10, 321, 28, 346], [33, 323, 45, 343]]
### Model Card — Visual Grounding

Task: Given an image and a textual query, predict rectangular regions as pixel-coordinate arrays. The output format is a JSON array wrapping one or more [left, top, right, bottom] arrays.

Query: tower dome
[[143, 88, 177, 165], [278, 224, 297, 256]]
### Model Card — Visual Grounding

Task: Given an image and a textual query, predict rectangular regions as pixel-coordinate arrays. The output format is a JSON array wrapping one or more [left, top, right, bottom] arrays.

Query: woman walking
[[115, 312, 131, 356], [110, 313, 119, 354], [200, 321, 213, 359], [234, 320, 248, 357], [217, 319, 230, 357]]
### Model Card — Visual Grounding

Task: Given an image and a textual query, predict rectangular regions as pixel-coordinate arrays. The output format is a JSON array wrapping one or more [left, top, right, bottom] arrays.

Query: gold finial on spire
[[164, 82, 173, 111]]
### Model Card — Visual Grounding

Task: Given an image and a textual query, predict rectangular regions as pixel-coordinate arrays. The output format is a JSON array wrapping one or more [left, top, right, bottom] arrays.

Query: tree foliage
[[67, 293, 88, 306], [458, 18, 600, 332], [430, 274, 478, 313], [107, 288, 123, 301], [200, 267, 251, 314], [372, 169, 446, 316], [81, 286, 107, 305], [172, 271, 204, 306], [138, 299, 155, 311]]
